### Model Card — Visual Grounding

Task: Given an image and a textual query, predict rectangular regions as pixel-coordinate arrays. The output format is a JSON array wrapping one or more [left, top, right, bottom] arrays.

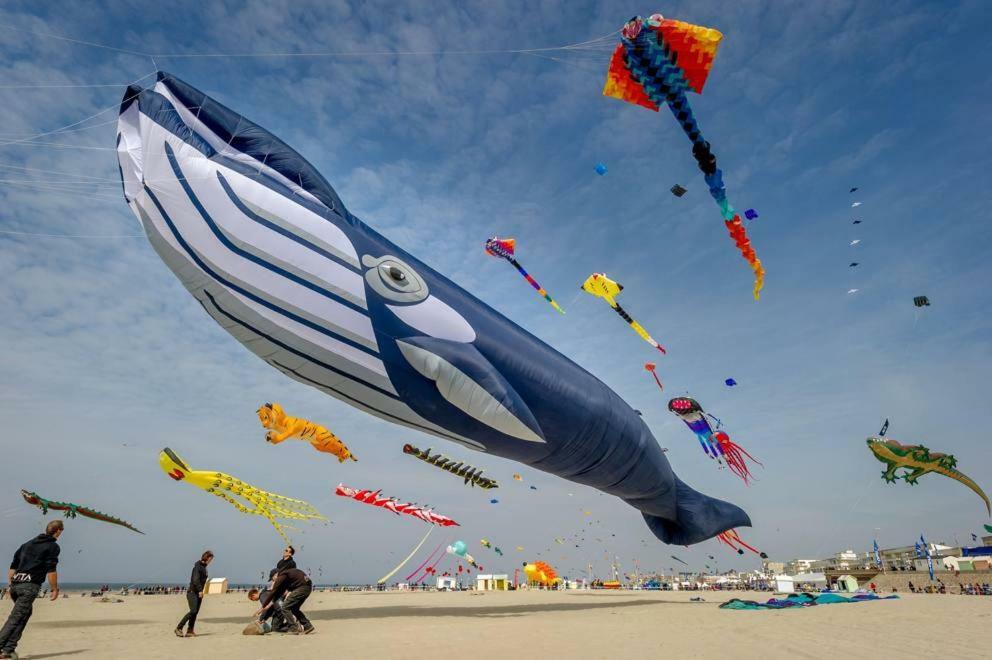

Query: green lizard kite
[[867, 438, 990, 516]]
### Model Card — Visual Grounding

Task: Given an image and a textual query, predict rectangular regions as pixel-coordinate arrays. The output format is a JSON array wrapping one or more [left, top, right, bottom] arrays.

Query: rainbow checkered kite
[[604, 14, 765, 299]]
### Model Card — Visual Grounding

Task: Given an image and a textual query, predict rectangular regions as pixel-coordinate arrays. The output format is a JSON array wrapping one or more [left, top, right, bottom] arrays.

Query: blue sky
[[1, 0, 990, 583]]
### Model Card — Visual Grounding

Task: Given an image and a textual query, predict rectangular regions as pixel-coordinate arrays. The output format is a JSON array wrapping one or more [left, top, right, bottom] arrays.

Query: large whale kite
[[116, 72, 750, 545]]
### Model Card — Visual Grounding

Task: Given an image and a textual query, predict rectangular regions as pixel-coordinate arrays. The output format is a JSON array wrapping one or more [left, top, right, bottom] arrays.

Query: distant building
[[762, 561, 785, 575]]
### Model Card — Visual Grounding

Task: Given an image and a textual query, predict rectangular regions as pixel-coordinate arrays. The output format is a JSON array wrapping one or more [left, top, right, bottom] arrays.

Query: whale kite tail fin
[[641, 477, 751, 546]]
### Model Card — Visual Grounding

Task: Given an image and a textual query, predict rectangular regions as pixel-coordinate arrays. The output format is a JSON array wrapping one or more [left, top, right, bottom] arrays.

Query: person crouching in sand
[[254, 567, 314, 634], [175, 551, 213, 638]]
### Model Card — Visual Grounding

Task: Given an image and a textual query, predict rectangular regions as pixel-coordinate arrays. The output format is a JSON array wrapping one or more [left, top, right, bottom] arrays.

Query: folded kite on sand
[[721, 593, 899, 610], [20, 489, 143, 534], [159, 448, 325, 542]]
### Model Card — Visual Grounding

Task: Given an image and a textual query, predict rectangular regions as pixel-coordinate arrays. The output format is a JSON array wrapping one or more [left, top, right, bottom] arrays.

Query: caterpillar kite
[[158, 448, 325, 542], [335, 484, 459, 526], [20, 490, 143, 535], [668, 397, 762, 484], [485, 237, 564, 314], [257, 402, 357, 462], [403, 444, 499, 489], [582, 273, 666, 353], [603, 14, 764, 299]]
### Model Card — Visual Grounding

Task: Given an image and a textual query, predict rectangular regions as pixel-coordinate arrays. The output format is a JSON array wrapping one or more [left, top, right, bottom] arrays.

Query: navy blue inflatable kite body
[[116, 72, 749, 545]]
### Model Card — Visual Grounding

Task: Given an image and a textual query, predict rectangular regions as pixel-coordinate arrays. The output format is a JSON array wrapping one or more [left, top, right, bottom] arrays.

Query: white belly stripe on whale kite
[[119, 88, 484, 450]]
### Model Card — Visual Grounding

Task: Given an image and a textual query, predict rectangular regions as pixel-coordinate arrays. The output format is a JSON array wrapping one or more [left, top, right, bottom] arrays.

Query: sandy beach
[[6, 589, 987, 659]]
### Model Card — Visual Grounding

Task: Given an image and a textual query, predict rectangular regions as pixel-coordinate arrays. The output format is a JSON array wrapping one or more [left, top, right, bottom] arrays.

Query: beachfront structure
[[436, 577, 457, 591], [205, 577, 229, 595], [476, 574, 509, 591], [761, 561, 785, 575]]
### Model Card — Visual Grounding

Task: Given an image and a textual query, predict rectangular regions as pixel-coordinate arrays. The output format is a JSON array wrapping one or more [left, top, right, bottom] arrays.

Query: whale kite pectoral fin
[[397, 337, 545, 444]]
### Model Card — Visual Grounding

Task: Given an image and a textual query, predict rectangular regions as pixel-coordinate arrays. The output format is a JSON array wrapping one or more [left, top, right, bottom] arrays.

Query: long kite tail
[[612, 302, 666, 353], [77, 507, 145, 535], [716, 435, 762, 485], [405, 542, 445, 582], [618, 35, 764, 299], [941, 468, 992, 516], [378, 525, 435, 584], [717, 530, 767, 558], [507, 257, 565, 314], [649, 370, 663, 391]]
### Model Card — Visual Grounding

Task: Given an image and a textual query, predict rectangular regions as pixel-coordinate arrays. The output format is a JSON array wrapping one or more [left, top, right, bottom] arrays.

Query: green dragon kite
[[866, 438, 990, 516], [20, 489, 144, 534]]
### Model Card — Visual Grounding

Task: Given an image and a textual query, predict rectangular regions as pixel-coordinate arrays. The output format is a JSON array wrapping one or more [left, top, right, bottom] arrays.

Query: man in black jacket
[[175, 551, 213, 638], [0, 520, 63, 659], [275, 546, 296, 573], [255, 567, 314, 634]]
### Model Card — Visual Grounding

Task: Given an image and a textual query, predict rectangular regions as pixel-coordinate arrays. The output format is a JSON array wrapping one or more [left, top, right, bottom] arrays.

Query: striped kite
[[603, 14, 764, 299], [335, 483, 459, 526], [485, 237, 564, 314]]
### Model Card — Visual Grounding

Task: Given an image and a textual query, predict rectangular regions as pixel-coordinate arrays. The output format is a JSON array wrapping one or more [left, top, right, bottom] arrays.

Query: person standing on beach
[[276, 546, 296, 573], [255, 567, 314, 634], [175, 551, 213, 638], [0, 520, 63, 659]]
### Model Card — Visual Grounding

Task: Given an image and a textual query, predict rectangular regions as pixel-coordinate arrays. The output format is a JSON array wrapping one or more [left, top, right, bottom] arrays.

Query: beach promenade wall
[[826, 569, 992, 592]]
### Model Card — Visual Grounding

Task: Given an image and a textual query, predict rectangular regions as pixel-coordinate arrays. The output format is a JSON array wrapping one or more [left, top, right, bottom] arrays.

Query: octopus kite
[[20, 490, 143, 534], [485, 237, 564, 314], [335, 484, 459, 526], [867, 437, 991, 515], [403, 444, 499, 489], [582, 273, 666, 353], [603, 14, 764, 299], [668, 397, 762, 484], [717, 529, 768, 558], [158, 448, 325, 542], [257, 402, 357, 462]]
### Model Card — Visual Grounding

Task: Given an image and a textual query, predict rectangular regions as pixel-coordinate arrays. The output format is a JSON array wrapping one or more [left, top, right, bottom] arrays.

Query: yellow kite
[[581, 273, 667, 354], [158, 448, 325, 542]]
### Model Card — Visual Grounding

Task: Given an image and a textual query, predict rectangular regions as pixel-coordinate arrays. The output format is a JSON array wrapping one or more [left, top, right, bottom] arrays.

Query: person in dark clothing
[[276, 546, 296, 573], [255, 568, 314, 634], [175, 551, 213, 638], [0, 520, 63, 659]]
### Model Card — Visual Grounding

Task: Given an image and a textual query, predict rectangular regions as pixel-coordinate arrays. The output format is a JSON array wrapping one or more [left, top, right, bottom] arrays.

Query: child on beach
[[175, 551, 213, 638], [0, 520, 63, 659]]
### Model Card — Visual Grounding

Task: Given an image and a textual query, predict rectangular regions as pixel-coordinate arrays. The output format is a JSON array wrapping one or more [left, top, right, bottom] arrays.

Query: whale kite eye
[[362, 254, 429, 304]]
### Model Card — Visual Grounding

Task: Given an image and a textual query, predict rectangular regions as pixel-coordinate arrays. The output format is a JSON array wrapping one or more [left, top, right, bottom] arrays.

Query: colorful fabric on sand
[[720, 593, 899, 610], [486, 237, 565, 314], [335, 484, 459, 526], [158, 448, 324, 542], [603, 14, 764, 299], [20, 490, 143, 534]]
